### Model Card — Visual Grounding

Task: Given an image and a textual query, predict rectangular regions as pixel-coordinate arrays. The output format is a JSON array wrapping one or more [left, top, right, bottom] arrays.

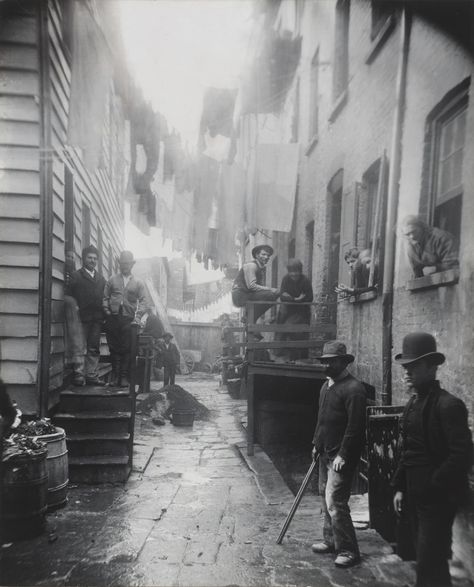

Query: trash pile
[[137, 384, 210, 425], [2, 433, 46, 461], [16, 418, 57, 436]]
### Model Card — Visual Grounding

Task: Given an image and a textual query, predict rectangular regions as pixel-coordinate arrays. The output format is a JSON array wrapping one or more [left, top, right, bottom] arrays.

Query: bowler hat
[[252, 244, 274, 258], [318, 340, 354, 363], [119, 250, 135, 263], [163, 332, 174, 339], [394, 332, 445, 365]]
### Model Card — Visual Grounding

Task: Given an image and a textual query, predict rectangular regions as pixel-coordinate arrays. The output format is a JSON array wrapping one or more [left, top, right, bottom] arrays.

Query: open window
[[428, 84, 467, 240], [347, 153, 388, 301], [408, 79, 468, 291]]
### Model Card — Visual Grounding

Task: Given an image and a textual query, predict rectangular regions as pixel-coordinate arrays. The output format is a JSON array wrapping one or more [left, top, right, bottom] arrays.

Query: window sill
[[348, 289, 378, 304], [406, 268, 459, 292], [365, 15, 397, 65], [305, 134, 319, 156], [328, 88, 348, 124]]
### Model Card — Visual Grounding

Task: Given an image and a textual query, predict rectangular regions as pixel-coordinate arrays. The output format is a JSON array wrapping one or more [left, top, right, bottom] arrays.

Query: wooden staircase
[[53, 386, 134, 484]]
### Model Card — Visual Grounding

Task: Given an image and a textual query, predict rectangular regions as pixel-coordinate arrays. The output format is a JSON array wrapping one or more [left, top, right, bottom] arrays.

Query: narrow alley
[[2, 374, 452, 587]]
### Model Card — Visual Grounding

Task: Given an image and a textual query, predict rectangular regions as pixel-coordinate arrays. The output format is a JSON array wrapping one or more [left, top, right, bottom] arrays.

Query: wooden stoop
[[53, 385, 134, 484]]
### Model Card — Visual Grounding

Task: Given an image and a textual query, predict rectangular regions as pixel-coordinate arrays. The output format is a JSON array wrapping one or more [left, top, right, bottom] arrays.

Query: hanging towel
[[254, 143, 299, 233]]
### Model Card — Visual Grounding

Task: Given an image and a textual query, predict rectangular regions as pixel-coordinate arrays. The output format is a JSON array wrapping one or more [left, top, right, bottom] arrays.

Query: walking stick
[[276, 453, 319, 544]]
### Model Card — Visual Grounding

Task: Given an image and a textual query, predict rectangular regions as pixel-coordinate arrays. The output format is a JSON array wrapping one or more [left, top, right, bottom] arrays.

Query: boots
[[109, 356, 120, 387], [118, 353, 130, 388]]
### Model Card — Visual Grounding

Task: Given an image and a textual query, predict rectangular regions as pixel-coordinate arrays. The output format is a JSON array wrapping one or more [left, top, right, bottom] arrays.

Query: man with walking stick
[[310, 341, 367, 568]]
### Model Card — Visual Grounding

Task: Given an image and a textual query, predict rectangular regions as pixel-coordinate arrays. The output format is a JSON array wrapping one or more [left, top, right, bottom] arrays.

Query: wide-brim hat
[[252, 244, 274, 258], [119, 250, 135, 263], [394, 332, 445, 365], [318, 340, 354, 363], [162, 332, 174, 339]]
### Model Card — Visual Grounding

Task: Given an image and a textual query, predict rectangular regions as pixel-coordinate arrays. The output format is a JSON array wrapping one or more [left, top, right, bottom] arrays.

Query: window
[[370, 0, 396, 40], [81, 202, 91, 248], [333, 0, 350, 102], [64, 167, 74, 255], [309, 50, 319, 140], [97, 226, 103, 274], [305, 221, 314, 282], [291, 78, 300, 143], [288, 238, 296, 259], [423, 80, 469, 241]]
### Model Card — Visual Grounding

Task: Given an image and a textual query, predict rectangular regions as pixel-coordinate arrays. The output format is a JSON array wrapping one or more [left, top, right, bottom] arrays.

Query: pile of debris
[[137, 384, 210, 425], [16, 418, 57, 436], [2, 434, 46, 461]]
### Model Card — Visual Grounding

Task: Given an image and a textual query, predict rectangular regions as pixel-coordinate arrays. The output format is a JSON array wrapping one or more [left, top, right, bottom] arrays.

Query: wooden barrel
[[1, 448, 48, 541], [35, 427, 69, 510], [171, 409, 195, 427]]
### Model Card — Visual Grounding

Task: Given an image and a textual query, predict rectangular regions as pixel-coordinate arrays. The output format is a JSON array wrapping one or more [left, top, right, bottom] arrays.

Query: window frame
[[427, 90, 468, 233]]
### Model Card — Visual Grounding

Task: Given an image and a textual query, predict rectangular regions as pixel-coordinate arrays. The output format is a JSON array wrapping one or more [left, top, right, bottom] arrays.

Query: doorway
[[327, 170, 343, 324]]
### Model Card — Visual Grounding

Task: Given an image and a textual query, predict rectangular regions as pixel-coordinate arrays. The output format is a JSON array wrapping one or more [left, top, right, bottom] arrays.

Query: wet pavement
[[1, 375, 472, 587]]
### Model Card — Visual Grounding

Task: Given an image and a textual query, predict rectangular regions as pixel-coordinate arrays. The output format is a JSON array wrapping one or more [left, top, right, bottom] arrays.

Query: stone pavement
[[1, 375, 472, 587]]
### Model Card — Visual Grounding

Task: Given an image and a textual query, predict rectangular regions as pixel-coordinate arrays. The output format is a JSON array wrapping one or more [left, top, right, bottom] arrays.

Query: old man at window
[[400, 215, 459, 278]]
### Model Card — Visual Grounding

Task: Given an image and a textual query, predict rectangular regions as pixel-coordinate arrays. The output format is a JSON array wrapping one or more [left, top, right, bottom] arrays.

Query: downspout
[[381, 6, 411, 406], [37, 0, 54, 416]]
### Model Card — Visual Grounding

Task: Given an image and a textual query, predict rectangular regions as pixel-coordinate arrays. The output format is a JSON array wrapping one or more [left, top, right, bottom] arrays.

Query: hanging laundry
[[253, 143, 299, 233]]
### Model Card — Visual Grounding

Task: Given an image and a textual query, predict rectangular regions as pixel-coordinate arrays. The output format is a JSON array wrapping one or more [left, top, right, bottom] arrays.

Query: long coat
[[68, 267, 106, 322], [392, 382, 473, 503]]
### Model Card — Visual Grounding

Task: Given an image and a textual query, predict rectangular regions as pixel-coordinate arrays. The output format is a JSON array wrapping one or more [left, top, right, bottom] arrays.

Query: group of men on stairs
[[66, 248, 147, 388]]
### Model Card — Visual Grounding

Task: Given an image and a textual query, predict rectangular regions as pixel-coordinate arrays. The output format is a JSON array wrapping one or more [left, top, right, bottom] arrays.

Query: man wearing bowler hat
[[392, 332, 472, 587], [311, 341, 367, 568], [231, 244, 280, 321], [103, 251, 147, 387]]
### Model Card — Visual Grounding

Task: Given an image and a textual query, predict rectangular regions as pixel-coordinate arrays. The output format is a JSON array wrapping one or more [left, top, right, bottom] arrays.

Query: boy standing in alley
[[160, 332, 180, 386]]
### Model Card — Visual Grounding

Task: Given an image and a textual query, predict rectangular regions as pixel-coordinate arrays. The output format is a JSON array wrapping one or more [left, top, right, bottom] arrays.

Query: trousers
[[231, 289, 276, 321], [163, 365, 176, 386], [76, 320, 102, 378], [319, 453, 360, 556], [406, 472, 457, 587], [105, 313, 133, 375]]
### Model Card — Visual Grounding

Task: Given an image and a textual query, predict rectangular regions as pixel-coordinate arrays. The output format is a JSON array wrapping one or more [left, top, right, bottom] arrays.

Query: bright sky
[[120, 0, 253, 148], [120, 1, 253, 282]]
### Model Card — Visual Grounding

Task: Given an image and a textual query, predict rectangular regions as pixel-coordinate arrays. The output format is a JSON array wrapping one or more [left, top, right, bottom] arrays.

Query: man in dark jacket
[[231, 244, 280, 322], [276, 259, 313, 360], [160, 333, 180, 386], [400, 215, 458, 278], [311, 341, 367, 568], [392, 332, 473, 587], [68, 246, 106, 386]]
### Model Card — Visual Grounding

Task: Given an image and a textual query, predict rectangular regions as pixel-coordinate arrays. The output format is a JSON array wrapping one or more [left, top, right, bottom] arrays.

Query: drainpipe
[[381, 6, 411, 406], [37, 0, 54, 416]]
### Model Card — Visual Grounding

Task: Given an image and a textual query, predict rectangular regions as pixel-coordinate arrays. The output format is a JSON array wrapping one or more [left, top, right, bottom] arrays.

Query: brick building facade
[[237, 0, 474, 574]]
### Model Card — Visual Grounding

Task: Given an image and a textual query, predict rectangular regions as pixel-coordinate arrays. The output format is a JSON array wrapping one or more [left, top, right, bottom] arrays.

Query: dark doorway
[[327, 170, 343, 324]]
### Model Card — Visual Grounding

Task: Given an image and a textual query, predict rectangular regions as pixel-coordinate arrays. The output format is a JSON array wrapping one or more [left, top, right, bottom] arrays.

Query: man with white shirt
[[103, 251, 146, 387], [311, 341, 367, 568], [68, 246, 106, 386]]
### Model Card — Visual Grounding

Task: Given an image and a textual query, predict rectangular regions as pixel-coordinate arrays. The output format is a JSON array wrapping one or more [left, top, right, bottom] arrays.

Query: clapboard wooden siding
[[0, 3, 41, 412], [1, 0, 130, 413]]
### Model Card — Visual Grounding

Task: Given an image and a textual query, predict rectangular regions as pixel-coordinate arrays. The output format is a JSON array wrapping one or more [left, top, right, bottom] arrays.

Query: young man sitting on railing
[[231, 244, 280, 322]]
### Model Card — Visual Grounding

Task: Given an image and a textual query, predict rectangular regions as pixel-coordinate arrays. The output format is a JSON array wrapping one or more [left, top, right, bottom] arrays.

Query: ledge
[[365, 15, 397, 65], [328, 88, 348, 123], [349, 290, 378, 304], [305, 133, 319, 156], [406, 268, 459, 292]]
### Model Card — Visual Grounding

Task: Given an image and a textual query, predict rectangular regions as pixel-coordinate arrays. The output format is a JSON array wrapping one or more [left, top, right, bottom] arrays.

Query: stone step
[[53, 411, 132, 435], [60, 388, 132, 413], [68, 455, 131, 484], [66, 433, 131, 457]]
